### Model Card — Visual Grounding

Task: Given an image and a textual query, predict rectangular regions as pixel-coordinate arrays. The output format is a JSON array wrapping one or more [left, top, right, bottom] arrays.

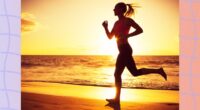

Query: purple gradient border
[[0, 0, 20, 110]]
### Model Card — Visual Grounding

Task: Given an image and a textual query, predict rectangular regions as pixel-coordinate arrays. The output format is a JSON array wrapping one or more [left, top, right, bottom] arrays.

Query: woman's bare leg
[[114, 65, 125, 102], [137, 68, 167, 80], [126, 55, 167, 80], [107, 54, 125, 103]]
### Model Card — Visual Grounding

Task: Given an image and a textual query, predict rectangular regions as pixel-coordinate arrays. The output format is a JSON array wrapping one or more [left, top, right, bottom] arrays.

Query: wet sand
[[22, 82, 179, 110]]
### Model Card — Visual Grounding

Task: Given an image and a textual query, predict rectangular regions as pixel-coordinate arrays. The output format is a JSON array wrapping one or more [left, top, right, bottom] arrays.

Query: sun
[[97, 36, 119, 56]]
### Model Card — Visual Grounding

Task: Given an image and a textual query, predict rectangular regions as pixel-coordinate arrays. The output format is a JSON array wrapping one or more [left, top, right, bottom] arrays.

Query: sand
[[22, 82, 179, 110]]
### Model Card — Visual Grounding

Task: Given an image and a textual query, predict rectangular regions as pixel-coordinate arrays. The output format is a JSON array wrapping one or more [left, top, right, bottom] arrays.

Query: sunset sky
[[22, 0, 179, 55]]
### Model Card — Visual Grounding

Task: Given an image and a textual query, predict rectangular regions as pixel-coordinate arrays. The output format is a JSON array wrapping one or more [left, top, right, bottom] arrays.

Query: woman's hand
[[102, 20, 114, 39], [102, 20, 108, 28]]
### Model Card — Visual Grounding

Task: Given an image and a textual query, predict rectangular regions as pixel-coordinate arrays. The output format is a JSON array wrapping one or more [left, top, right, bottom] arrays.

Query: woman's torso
[[113, 17, 132, 54]]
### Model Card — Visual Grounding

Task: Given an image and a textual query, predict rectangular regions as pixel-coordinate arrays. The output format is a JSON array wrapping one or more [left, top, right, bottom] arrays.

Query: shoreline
[[22, 81, 179, 91]]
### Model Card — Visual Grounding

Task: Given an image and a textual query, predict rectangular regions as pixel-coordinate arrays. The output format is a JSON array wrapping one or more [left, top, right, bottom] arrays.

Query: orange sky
[[22, 0, 179, 55]]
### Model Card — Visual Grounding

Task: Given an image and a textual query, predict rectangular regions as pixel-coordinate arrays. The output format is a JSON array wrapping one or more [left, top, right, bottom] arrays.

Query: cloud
[[21, 19, 36, 32], [21, 13, 39, 33]]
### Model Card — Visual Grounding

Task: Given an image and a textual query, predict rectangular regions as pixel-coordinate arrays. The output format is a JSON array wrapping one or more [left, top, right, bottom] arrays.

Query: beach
[[22, 82, 179, 110]]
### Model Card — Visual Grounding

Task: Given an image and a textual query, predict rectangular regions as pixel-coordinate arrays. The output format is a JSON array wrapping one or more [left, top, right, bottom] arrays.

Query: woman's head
[[114, 2, 134, 17]]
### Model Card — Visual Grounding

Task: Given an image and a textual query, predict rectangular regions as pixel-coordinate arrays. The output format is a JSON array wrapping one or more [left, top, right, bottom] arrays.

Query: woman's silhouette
[[102, 2, 167, 104]]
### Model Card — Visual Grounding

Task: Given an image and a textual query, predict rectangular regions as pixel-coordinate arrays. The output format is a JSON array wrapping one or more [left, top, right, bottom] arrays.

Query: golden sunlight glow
[[22, 0, 178, 55], [98, 37, 119, 56]]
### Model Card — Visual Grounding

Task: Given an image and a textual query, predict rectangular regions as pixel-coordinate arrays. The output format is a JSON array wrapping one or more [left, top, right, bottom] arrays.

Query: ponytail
[[125, 4, 134, 17], [114, 2, 140, 17], [125, 3, 140, 17]]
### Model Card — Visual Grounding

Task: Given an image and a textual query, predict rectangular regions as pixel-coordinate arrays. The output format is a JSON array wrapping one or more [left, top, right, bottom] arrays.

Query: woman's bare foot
[[106, 98, 120, 104], [159, 68, 167, 80]]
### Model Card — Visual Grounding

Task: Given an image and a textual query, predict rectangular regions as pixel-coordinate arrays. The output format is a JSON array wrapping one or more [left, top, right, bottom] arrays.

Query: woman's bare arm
[[127, 19, 143, 38], [102, 21, 115, 39]]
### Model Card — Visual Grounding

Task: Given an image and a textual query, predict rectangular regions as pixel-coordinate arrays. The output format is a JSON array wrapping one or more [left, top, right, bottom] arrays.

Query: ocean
[[22, 55, 179, 90]]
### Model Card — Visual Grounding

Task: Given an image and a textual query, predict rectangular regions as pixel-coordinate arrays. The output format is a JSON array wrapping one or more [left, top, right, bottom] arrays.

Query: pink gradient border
[[180, 0, 200, 110]]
